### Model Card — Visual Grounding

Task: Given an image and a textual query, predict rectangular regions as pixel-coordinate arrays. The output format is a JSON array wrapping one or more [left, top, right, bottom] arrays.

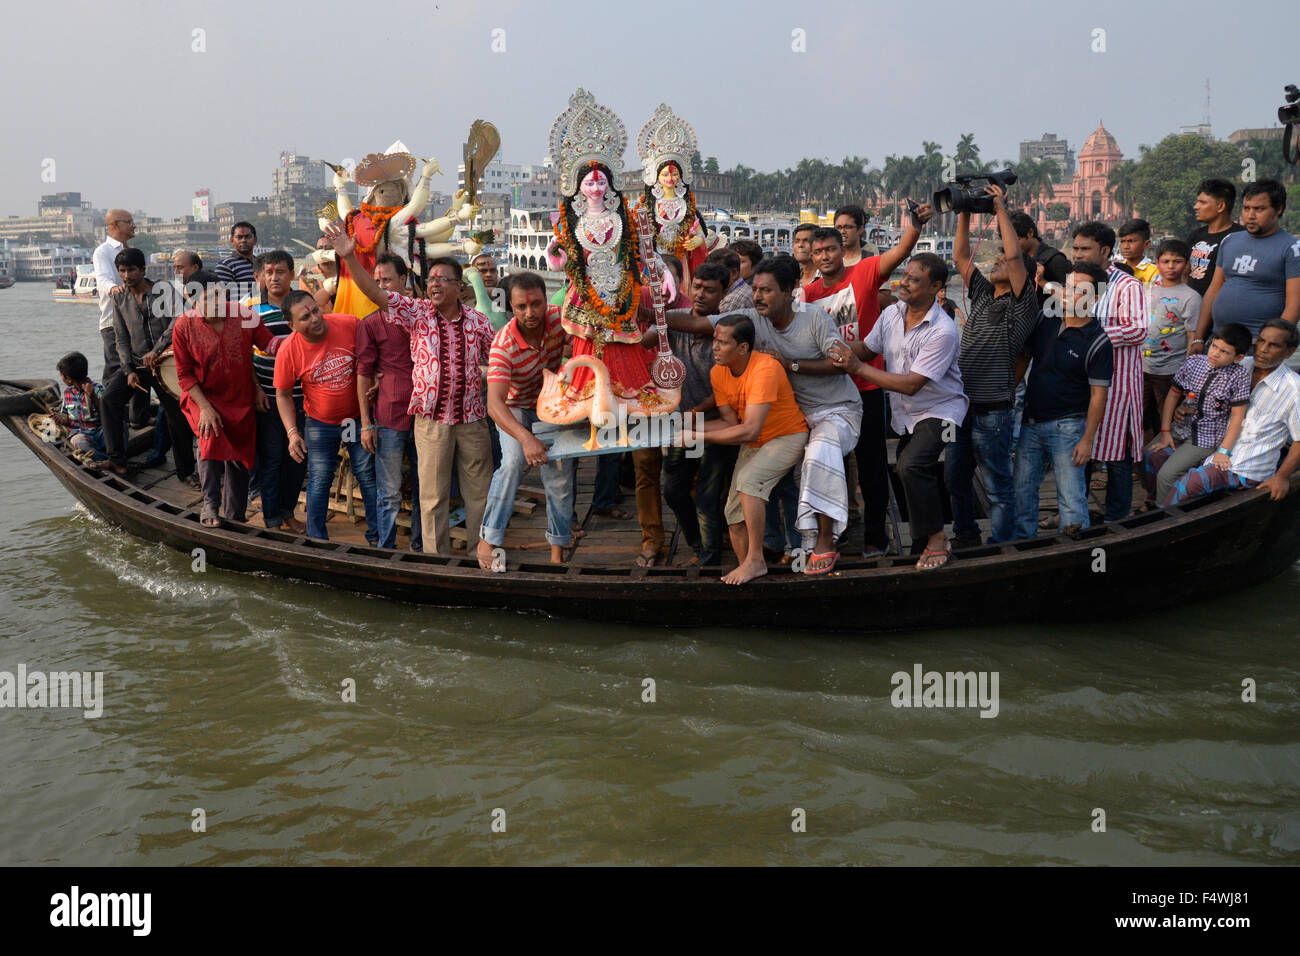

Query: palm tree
[[1107, 160, 1138, 220], [1013, 157, 1060, 222], [954, 133, 981, 173]]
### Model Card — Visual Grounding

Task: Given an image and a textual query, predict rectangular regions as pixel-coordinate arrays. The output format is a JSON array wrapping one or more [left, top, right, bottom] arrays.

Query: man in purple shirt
[[357, 253, 421, 551]]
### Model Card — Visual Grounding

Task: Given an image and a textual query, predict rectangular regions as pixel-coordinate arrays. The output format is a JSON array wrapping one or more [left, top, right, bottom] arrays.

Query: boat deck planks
[[129, 448, 1136, 563]]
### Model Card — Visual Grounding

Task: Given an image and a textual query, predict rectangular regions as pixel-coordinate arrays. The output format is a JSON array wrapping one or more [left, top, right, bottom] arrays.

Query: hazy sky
[[3, 0, 1294, 219]]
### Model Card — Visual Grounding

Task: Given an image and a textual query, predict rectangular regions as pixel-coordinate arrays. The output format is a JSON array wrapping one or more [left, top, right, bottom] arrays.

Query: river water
[[0, 281, 1297, 865]]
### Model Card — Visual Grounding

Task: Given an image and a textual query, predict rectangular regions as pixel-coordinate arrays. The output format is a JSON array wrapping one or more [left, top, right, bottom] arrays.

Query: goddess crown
[[637, 104, 698, 187], [550, 88, 627, 196]]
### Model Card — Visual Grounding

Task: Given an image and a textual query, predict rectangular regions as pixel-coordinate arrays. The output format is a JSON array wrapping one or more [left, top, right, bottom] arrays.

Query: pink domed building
[[1036, 122, 1124, 235]]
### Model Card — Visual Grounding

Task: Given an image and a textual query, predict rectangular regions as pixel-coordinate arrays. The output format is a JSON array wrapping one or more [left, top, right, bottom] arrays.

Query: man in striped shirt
[[1072, 221, 1146, 521], [948, 184, 1037, 545], [1166, 319, 1300, 505], [215, 222, 258, 302], [248, 251, 306, 534], [328, 224, 494, 556], [476, 271, 576, 570]]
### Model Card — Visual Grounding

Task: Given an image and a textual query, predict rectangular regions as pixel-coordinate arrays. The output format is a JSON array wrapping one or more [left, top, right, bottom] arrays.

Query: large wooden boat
[[4, 377, 1299, 632]]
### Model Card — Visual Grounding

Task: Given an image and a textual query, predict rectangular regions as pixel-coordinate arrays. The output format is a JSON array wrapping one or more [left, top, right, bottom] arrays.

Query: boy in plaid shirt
[[1143, 323, 1252, 506], [54, 351, 107, 460]]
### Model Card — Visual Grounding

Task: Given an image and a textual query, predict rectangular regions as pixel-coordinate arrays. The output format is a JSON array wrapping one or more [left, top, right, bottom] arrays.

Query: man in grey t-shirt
[[667, 256, 861, 573], [732, 258, 862, 572], [1197, 179, 1300, 341]]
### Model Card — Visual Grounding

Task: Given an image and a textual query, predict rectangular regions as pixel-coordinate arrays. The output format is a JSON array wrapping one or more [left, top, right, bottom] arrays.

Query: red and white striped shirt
[[1092, 265, 1146, 462], [383, 291, 492, 425], [487, 306, 566, 409]]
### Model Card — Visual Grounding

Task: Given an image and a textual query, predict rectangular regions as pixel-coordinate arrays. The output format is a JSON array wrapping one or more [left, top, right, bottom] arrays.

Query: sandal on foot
[[593, 506, 632, 520], [916, 544, 952, 570], [634, 551, 657, 568], [200, 515, 221, 528], [804, 551, 839, 575]]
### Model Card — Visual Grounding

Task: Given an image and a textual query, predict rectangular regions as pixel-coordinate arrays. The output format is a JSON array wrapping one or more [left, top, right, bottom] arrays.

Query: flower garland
[[347, 203, 405, 255], [634, 187, 699, 262], [553, 194, 642, 323]]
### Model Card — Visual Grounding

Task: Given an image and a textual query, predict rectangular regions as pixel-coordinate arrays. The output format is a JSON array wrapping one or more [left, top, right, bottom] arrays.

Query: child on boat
[[1143, 323, 1252, 507], [54, 351, 107, 460]]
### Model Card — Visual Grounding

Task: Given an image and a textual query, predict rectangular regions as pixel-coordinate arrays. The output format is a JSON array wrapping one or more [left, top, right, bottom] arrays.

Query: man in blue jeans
[[948, 182, 1039, 545], [274, 291, 379, 545], [1014, 262, 1114, 538], [476, 272, 576, 570], [357, 254, 421, 551]]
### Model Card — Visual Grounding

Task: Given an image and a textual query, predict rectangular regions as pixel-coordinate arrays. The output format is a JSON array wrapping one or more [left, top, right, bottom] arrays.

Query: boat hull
[[4, 380, 1299, 632]]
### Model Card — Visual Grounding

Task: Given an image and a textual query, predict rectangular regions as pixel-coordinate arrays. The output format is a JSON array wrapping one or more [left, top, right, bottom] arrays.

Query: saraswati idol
[[632, 103, 719, 289], [540, 89, 679, 436]]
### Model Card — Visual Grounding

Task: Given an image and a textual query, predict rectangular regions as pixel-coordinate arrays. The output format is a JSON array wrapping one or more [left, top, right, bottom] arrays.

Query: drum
[[155, 350, 182, 401]]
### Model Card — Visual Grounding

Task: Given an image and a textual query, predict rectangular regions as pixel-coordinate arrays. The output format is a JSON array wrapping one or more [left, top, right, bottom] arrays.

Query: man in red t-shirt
[[803, 207, 931, 554], [274, 290, 379, 545]]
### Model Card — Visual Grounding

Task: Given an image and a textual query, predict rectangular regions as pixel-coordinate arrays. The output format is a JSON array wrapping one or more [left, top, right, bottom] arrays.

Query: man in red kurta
[[170, 278, 276, 526]]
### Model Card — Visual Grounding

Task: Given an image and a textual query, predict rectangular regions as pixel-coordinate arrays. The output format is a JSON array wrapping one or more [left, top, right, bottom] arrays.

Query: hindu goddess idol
[[633, 103, 719, 288], [321, 142, 481, 319], [543, 89, 675, 413]]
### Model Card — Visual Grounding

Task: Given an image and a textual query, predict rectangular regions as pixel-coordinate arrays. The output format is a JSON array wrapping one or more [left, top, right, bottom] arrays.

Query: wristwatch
[[790, 360, 800, 373]]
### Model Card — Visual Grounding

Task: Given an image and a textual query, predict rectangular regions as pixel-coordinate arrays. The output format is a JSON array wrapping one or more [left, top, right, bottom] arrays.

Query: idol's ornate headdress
[[352, 140, 417, 188], [550, 88, 627, 196], [637, 104, 698, 187]]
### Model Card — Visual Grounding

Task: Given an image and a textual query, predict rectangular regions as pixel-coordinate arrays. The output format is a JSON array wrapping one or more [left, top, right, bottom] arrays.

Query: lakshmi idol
[[543, 89, 676, 413], [321, 142, 481, 319], [633, 103, 718, 289]]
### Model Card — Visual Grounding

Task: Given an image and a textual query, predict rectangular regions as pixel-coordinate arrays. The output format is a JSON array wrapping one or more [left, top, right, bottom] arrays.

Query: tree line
[[717, 132, 1300, 236]]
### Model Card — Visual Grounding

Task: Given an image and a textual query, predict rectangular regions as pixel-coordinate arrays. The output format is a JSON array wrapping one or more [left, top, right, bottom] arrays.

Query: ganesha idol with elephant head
[[317, 141, 483, 318]]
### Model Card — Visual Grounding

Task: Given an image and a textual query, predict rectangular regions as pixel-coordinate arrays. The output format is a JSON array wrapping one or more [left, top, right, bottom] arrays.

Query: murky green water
[[1, 282, 1297, 864]]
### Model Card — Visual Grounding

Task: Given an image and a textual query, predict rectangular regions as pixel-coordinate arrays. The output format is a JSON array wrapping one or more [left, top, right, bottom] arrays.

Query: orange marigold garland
[[347, 204, 406, 255]]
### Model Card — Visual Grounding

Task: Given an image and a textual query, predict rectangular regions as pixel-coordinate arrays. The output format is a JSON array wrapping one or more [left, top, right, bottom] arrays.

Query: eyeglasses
[[428, 276, 461, 286]]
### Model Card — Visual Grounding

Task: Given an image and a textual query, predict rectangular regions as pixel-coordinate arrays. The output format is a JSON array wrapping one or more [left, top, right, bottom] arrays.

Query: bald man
[[172, 249, 202, 283], [93, 209, 150, 427]]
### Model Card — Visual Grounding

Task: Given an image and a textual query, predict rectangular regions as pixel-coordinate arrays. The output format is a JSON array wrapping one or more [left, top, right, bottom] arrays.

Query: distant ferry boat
[[52, 265, 98, 304], [704, 211, 798, 255], [910, 235, 958, 270], [52, 257, 172, 304]]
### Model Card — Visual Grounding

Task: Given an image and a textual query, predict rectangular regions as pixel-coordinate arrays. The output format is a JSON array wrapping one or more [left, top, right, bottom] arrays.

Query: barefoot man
[[683, 314, 808, 585], [475, 271, 578, 570]]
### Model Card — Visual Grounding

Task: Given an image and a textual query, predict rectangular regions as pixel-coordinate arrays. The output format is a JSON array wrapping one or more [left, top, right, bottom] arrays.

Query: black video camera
[[933, 168, 1018, 215], [1280, 85, 1300, 165]]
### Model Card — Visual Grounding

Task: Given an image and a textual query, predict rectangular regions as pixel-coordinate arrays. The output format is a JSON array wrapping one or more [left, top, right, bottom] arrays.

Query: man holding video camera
[[948, 183, 1037, 545]]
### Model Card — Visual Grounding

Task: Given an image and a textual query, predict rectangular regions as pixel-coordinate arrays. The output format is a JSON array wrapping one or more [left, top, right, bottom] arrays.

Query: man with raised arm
[[325, 222, 494, 557], [804, 199, 933, 556], [947, 184, 1036, 545]]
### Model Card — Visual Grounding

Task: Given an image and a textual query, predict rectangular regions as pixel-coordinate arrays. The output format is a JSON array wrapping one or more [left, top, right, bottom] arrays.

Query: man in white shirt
[[94, 209, 149, 427], [831, 253, 968, 570], [1166, 318, 1300, 505]]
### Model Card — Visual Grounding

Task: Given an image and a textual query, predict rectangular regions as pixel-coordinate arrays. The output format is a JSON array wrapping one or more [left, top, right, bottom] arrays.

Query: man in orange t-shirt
[[693, 314, 808, 585], [273, 290, 378, 544]]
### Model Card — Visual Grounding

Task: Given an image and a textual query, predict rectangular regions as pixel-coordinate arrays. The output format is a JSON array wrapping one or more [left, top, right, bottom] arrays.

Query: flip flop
[[200, 516, 221, 528], [634, 551, 657, 568], [916, 544, 951, 571], [804, 551, 839, 575], [593, 507, 633, 520]]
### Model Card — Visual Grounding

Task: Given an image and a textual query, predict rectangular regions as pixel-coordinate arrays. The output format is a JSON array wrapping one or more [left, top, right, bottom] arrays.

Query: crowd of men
[[59, 176, 1300, 583]]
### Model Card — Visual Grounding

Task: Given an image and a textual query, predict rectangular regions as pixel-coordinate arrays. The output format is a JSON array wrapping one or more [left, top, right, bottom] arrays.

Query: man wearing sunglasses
[[325, 222, 494, 557]]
